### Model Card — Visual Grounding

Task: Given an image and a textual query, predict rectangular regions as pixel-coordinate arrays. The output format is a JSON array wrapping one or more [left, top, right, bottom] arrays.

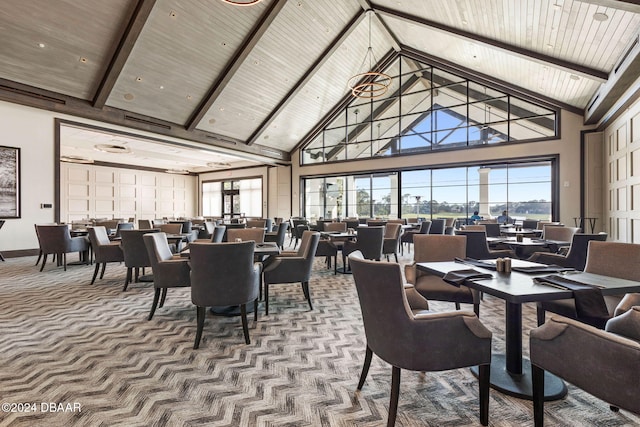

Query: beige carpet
[[0, 248, 638, 427]]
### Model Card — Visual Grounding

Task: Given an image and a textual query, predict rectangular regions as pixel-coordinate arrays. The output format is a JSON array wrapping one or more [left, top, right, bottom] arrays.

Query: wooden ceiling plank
[[185, 0, 287, 131], [246, 9, 367, 145], [93, 0, 157, 109], [574, 0, 640, 13], [372, 3, 609, 82]]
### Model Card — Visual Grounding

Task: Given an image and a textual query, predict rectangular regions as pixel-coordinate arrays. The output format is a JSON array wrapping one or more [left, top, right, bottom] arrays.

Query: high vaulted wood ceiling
[[1, 0, 639, 166]]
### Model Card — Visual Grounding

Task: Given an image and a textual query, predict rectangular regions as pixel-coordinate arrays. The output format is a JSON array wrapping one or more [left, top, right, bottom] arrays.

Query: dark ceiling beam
[[0, 78, 289, 163], [575, 0, 640, 13], [372, 3, 609, 82], [185, 0, 287, 131], [358, 0, 402, 52], [246, 9, 367, 146], [401, 45, 584, 115], [93, 0, 157, 109], [292, 49, 400, 154]]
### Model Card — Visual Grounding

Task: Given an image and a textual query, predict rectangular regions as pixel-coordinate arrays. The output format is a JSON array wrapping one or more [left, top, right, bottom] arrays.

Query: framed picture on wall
[[0, 146, 20, 218]]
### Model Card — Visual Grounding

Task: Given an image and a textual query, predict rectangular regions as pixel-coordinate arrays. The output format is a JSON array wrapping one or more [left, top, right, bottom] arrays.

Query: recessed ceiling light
[[221, 41, 227, 46], [94, 144, 132, 154], [254, 60, 260, 65], [159, 85, 164, 89], [37, 42, 45, 48], [208, 118, 216, 124], [135, 76, 142, 82], [593, 12, 608, 22], [186, 95, 192, 100], [219, 107, 225, 111], [546, 44, 554, 49], [570, 74, 580, 80], [206, 161, 232, 169], [169, 10, 177, 18], [462, 20, 468, 25], [263, 135, 269, 139], [124, 93, 135, 101], [79, 57, 87, 63], [165, 168, 189, 175]]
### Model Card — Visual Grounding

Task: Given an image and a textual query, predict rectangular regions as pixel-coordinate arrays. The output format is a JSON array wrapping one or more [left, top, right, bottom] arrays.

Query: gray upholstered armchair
[[405, 234, 482, 316], [87, 226, 124, 284], [143, 232, 191, 321], [455, 229, 515, 259], [120, 229, 159, 291], [189, 241, 260, 347], [349, 251, 492, 426], [262, 230, 320, 315], [36, 224, 89, 271], [527, 232, 607, 270], [530, 304, 640, 426]]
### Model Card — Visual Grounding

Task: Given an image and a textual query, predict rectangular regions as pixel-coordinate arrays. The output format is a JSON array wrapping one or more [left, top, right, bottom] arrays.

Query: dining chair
[[246, 219, 266, 229], [143, 233, 191, 320], [35, 224, 89, 271], [455, 230, 515, 259], [527, 232, 608, 270], [483, 223, 502, 237], [537, 241, 640, 327], [87, 226, 124, 284], [264, 221, 288, 249], [428, 218, 446, 234], [530, 307, 640, 426], [112, 222, 134, 239], [315, 222, 345, 272], [189, 241, 260, 347], [382, 223, 402, 262], [349, 251, 492, 427], [262, 230, 320, 315], [541, 226, 580, 244], [342, 226, 384, 270], [138, 219, 152, 230], [400, 220, 431, 254], [211, 225, 226, 243], [289, 219, 309, 248], [226, 227, 265, 243], [406, 234, 481, 316], [522, 219, 539, 229], [120, 229, 159, 291]]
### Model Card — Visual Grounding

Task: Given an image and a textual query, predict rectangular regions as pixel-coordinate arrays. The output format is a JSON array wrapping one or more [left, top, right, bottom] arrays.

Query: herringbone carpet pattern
[[0, 246, 638, 427]]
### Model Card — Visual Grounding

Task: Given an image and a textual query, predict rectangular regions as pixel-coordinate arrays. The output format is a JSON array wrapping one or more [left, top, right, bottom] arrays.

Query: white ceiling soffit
[[60, 126, 258, 173]]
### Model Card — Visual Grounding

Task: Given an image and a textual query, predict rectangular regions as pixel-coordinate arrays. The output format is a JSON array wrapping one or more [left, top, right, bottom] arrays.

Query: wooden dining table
[[416, 259, 640, 401]]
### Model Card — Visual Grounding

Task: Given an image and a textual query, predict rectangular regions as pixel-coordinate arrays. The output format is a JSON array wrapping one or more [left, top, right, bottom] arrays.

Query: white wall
[[292, 109, 590, 227]]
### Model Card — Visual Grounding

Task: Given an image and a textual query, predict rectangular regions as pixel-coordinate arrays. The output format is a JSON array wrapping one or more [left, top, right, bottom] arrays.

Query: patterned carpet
[[0, 247, 638, 427]]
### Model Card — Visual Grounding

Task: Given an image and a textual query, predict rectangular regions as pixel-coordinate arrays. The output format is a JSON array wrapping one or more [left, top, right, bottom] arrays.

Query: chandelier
[[348, 12, 391, 99], [220, 0, 263, 6]]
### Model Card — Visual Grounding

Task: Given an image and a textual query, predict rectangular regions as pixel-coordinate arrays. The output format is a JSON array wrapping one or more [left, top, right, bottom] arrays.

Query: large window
[[202, 177, 262, 217], [301, 55, 558, 165], [303, 159, 554, 221]]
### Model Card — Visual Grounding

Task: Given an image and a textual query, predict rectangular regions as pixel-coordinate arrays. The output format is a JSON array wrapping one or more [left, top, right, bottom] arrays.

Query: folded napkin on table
[[443, 269, 493, 287]]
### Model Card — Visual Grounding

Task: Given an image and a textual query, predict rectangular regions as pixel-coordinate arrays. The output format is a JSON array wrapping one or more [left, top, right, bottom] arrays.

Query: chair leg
[[99, 262, 107, 279], [301, 281, 313, 310], [536, 305, 546, 326], [148, 288, 161, 320], [394, 253, 398, 263], [40, 254, 48, 271], [134, 267, 140, 283], [35, 250, 42, 266], [63, 253, 67, 271], [240, 304, 250, 344], [388, 366, 401, 427], [159, 288, 168, 308], [478, 364, 490, 426], [265, 283, 270, 315], [532, 363, 545, 427], [610, 406, 620, 412], [357, 345, 373, 390], [473, 303, 480, 317], [455, 302, 461, 310], [194, 306, 205, 349], [123, 268, 132, 291], [90, 263, 100, 285], [254, 299, 258, 322]]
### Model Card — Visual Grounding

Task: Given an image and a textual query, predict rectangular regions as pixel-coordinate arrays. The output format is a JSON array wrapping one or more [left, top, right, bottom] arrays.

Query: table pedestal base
[[470, 354, 567, 401]]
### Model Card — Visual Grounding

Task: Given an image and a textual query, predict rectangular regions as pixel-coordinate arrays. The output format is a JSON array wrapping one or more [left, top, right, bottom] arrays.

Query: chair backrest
[[143, 232, 174, 265], [246, 219, 266, 229], [324, 222, 347, 232], [464, 225, 486, 231], [366, 220, 387, 227], [522, 219, 539, 229], [35, 224, 73, 253], [94, 220, 120, 234], [563, 233, 608, 270], [189, 241, 259, 307], [387, 218, 406, 225], [349, 252, 413, 363], [88, 226, 111, 247], [211, 225, 226, 243], [201, 221, 215, 236], [417, 220, 432, 234], [158, 223, 183, 235], [345, 219, 360, 230], [226, 227, 265, 243], [120, 229, 159, 268], [294, 231, 320, 281], [455, 230, 492, 259], [585, 241, 640, 280], [406, 217, 419, 224], [444, 218, 456, 227], [429, 219, 446, 234], [138, 219, 152, 229], [537, 221, 561, 230], [170, 220, 192, 234], [114, 222, 134, 238], [544, 226, 579, 241], [413, 234, 466, 262], [384, 222, 402, 239], [483, 223, 501, 237], [354, 226, 384, 260]]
